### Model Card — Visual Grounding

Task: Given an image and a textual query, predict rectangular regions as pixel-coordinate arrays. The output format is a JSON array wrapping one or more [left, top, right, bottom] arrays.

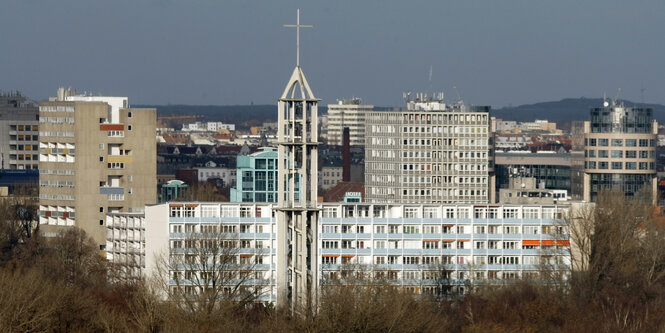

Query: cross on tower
[[283, 9, 313, 67]]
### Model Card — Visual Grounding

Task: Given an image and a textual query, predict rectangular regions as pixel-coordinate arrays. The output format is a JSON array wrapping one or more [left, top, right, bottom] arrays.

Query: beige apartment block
[[39, 92, 156, 248]]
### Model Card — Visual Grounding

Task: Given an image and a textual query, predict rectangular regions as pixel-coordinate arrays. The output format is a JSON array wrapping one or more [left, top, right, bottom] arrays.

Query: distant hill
[[492, 98, 665, 125], [139, 98, 665, 129]]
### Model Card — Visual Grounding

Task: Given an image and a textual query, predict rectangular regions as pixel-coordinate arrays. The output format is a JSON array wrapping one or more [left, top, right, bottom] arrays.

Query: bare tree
[[156, 228, 268, 319]]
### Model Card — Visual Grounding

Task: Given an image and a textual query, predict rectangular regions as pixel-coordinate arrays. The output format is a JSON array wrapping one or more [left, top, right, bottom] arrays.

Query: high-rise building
[[0, 91, 39, 170], [365, 93, 494, 204], [325, 98, 373, 146], [583, 101, 658, 202], [38, 88, 156, 248]]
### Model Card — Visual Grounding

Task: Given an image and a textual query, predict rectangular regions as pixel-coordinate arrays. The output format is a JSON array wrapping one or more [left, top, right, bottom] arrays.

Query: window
[[611, 139, 623, 146], [626, 139, 636, 147], [599, 139, 608, 146], [403, 225, 419, 234], [503, 226, 519, 234], [128, 125, 132, 131], [639, 139, 649, 147], [127, 111, 133, 118], [423, 241, 439, 249], [611, 150, 623, 158]]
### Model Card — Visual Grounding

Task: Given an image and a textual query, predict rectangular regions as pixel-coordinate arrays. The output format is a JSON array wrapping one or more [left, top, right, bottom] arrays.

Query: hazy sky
[[1, 0, 664, 108]]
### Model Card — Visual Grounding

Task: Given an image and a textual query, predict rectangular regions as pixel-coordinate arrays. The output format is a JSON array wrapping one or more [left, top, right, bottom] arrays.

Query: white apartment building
[[144, 202, 571, 301], [106, 212, 146, 279], [326, 98, 373, 146], [365, 95, 494, 204]]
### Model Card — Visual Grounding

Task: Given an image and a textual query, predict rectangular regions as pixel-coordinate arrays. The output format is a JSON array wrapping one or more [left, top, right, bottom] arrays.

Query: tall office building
[[365, 93, 494, 204], [325, 98, 373, 146], [38, 88, 156, 248], [583, 101, 657, 202], [0, 91, 39, 170]]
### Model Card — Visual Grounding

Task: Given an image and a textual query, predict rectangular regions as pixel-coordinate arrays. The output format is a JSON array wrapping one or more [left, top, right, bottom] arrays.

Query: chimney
[[343, 127, 350, 182]]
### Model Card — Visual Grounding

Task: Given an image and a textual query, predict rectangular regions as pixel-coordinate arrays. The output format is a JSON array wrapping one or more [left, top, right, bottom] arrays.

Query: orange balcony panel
[[100, 124, 124, 131]]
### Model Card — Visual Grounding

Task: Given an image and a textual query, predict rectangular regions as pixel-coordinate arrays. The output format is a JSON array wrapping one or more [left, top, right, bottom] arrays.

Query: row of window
[[586, 138, 655, 147], [586, 149, 654, 159], [11, 134, 38, 141], [39, 180, 75, 188], [39, 117, 74, 124], [402, 126, 488, 134], [321, 254, 565, 266], [39, 169, 75, 175], [322, 206, 561, 219], [39, 131, 74, 137], [401, 113, 489, 123], [39, 106, 75, 112], [39, 194, 75, 201], [10, 124, 38, 131], [321, 224, 563, 235], [585, 161, 654, 170]]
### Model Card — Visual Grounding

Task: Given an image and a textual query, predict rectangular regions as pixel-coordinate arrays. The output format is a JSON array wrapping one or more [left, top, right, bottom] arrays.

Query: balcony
[[108, 155, 132, 163], [100, 187, 124, 195]]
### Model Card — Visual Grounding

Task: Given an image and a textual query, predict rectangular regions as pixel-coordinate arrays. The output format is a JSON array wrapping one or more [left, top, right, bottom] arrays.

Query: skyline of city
[[1, 1, 664, 108]]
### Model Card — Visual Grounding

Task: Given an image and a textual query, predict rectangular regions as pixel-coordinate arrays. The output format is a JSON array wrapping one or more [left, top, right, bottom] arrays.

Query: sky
[[1, 0, 664, 108]]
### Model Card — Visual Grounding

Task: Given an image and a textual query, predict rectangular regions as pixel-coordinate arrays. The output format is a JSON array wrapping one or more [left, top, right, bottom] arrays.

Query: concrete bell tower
[[276, 9, 320, 313]]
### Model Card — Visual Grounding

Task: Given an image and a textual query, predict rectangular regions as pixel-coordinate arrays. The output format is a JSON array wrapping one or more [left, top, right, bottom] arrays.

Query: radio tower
[[276, 9, 320, 314]]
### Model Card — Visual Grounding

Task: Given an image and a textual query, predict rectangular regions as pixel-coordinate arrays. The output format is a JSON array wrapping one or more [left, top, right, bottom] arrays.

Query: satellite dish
[[603, 101, 609, 107]]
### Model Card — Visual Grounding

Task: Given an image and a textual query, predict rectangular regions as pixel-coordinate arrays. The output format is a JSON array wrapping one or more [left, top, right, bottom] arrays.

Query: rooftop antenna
[[453, 86, 463, 105], [603, 92, 609, 107], [612, 88, 622, 106], [428, 65, 433, 97], [283, 9, 313, 67]]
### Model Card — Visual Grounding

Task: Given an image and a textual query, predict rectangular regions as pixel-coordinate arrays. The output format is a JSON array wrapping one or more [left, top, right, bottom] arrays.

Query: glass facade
[[590, 107, 652, 133], [589, 173, 653, 201], [496, 163, 570, 192]]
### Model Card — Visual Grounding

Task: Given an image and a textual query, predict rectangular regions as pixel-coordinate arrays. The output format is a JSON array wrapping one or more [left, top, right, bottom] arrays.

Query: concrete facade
[[365, 98, 494, 204], [39, 92, 156, 248]]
